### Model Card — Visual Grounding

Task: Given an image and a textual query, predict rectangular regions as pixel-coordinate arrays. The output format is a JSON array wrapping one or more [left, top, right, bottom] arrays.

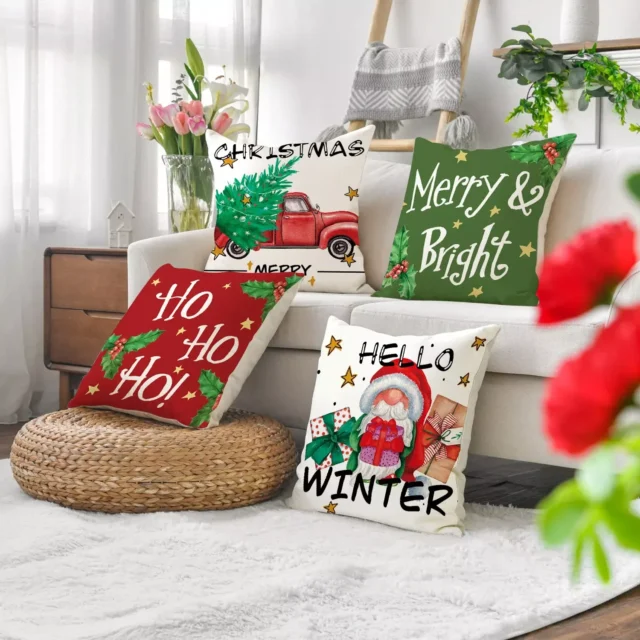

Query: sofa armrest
[[127, 229, 213, 305]]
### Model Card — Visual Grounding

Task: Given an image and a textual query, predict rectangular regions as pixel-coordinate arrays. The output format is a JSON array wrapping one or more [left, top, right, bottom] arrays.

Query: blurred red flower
[[537, 221, 637, 325], [544, 306, 640, 455]]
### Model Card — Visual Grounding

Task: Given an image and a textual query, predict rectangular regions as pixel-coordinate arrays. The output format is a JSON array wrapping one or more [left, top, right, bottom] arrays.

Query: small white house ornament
[[107, 202, 135, 248]]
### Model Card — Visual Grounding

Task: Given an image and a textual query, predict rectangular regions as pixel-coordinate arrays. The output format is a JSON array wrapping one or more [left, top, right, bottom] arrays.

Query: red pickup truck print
[[214, 191, 359, 260]]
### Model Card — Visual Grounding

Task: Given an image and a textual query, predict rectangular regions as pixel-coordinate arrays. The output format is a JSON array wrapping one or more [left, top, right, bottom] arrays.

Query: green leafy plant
[[190, 370, 226, 428], [507, 133, 576, 186], [100, 330, 163, 379], [241, 274, 302, 320], [216, 157, 300, 252], [498, 24, 640, 138], [380, 226, 416, 299]]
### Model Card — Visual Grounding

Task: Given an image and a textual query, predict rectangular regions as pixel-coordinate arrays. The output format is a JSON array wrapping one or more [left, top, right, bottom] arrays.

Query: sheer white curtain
[[0, 0, 262, 423]]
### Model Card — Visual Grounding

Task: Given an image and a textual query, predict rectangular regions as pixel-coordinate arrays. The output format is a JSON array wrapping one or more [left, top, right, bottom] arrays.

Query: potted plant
[[497, 24, 640, 138], [137, 39, 250, 233]]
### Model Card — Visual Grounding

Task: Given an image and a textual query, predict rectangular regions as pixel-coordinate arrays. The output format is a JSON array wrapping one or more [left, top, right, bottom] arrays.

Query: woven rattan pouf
[[10, 407, 297, 513]]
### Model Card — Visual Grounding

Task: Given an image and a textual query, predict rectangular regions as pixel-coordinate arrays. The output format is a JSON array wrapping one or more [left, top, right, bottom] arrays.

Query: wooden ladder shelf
[[349, 0, 480, 152]]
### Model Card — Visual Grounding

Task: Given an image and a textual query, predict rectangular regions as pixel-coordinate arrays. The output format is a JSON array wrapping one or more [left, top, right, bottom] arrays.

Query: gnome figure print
[[288, 316, 500, 535]]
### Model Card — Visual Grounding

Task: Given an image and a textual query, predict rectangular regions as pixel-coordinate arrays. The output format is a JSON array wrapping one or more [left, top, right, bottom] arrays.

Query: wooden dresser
[[44, 247, 128, 408]]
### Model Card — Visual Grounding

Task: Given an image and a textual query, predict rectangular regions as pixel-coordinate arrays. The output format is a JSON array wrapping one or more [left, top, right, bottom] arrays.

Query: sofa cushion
[[351, 299, 607, 378], [270, 292, 373, 351]]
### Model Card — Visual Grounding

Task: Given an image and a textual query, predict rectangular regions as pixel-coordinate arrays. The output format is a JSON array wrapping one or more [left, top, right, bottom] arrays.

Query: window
[[284, 198, 309, 213]]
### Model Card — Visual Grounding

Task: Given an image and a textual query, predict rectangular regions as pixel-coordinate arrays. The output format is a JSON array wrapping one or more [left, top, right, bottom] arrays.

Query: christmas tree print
[[216, 157, 300, 252], [380, 226, 417, 299], [508, 133, 575, 187], [100, 330, 163, 379], [190, 369, 226, 428], [241, 274, 302, 320]]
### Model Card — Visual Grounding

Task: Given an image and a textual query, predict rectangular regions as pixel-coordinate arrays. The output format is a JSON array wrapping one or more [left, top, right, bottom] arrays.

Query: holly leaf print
[[241, 280, 275, 299], [198, 369, 225, 401], [285, 274, 302, 289], [389, 226, 410, 265], [102, 334, 119, 351], [261, 295, 276, 320], [190, 398, 214, 429], [508, 143, 545, 164], [100, 351, 124, 380], [398, 265, 417, 299], [123, 329, 163, 352]]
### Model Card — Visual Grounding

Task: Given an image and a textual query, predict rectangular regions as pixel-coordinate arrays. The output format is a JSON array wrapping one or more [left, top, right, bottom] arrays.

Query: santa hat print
[[359, 360, 432, 425]]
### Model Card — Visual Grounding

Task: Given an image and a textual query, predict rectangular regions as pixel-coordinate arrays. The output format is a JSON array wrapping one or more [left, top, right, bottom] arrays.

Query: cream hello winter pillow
[[287, 317, 500, 535], [204, 126, 375, 293]]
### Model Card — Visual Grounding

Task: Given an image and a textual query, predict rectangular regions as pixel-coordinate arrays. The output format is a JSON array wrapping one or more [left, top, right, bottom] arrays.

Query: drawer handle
[[83, 311, 124, 320]]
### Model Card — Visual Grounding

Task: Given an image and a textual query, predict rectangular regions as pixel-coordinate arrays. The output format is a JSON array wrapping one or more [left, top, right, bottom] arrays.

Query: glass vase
[[163, 155, 215, 233]]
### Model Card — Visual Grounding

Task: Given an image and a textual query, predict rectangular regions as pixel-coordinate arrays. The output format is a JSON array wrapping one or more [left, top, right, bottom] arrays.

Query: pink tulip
[[187, 100, 204, 117], [188, 115, 207, 136], [160, 103, 179, 127], [211, 111, 232, 135], [149, 105, 164, 128], [136, 122, 155, 140], [173, 111, 190, 135]]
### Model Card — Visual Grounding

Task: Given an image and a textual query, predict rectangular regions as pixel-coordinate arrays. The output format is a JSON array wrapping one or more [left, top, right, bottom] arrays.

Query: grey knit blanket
[[345, 37, 462, 137]]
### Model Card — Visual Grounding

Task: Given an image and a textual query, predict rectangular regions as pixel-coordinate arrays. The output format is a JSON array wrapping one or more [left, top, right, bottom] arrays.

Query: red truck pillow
[[204, 126, 375, 294], [69, 264, 302, 428]]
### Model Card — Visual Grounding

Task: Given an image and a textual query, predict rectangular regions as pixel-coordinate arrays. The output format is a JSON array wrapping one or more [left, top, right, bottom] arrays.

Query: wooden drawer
[[49, 308, 122, 367], [51, 253, 128, 313]]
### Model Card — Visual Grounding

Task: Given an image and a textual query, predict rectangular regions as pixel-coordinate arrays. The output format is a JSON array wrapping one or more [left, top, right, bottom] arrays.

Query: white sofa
[[128, 149, 640, 468]]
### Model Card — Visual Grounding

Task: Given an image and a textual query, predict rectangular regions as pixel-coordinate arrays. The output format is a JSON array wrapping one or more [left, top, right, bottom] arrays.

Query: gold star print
[[341, 366, 357, 388], [240, 318, 254, 330], [453, 220, 462, 229], [520, 242, 536, 257], [324, 502, 338, 514], [174, 365, 184, 374], [325, 336, 342, 355], [458, 373, 471, 387], [241, 194, 251, 206], [455, 150, 468, 163], [176, 327, 186, 335], [247, 261, 253, 271], [221, 156, 237, 168], [344, 186, 359, 201], [152, 279, 161, 286], [86, 384, 100, 396], [223, 283, 231, 290], [342, 253, 356, 267], [182, 391, 197, 400], [211, 244, 225, 258], [489, 206, 501, 217], [471, 337, 487, 351], [308, 276, 316, 287], [468, 286, 483, 298]]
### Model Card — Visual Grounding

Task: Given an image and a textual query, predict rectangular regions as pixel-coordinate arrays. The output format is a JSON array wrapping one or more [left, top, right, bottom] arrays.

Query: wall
[[258, 0, 640, 158]]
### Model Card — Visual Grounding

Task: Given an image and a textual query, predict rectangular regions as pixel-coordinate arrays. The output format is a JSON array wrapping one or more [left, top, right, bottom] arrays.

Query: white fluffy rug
[[2, 460, 640, 640]]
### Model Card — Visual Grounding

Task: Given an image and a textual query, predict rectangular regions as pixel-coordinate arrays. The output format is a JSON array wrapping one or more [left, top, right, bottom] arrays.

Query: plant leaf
[[500, 58, 519, 80], [185, 38, 205, 78], [591, 533, 611, 583], [568, 67, 587, 89], [545, 56, 566, 74], [537, 480, 587, 546], [577, 446, 616, 501], [578, 90, 590, 111], [587, 86, 610, 98], [261, 295, 276, 321], [571, 528, 587, 581], [285, 274, 302, 289], [508, 143, 545, 164], [626, 172, 640, 202], [240, 280, 275, 299], [123, 329, 163, 352], [534, 37, 553, 47], [501, 38, 519, 48], [512, 24, 533, 35], [525, 68, 547, 82], [198, 370, 225, 401]]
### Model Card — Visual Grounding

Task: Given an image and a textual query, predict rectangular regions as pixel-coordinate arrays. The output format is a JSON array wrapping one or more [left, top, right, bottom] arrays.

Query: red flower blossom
[[537, 221, 637, 325], [544, 306, 640, 455]]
